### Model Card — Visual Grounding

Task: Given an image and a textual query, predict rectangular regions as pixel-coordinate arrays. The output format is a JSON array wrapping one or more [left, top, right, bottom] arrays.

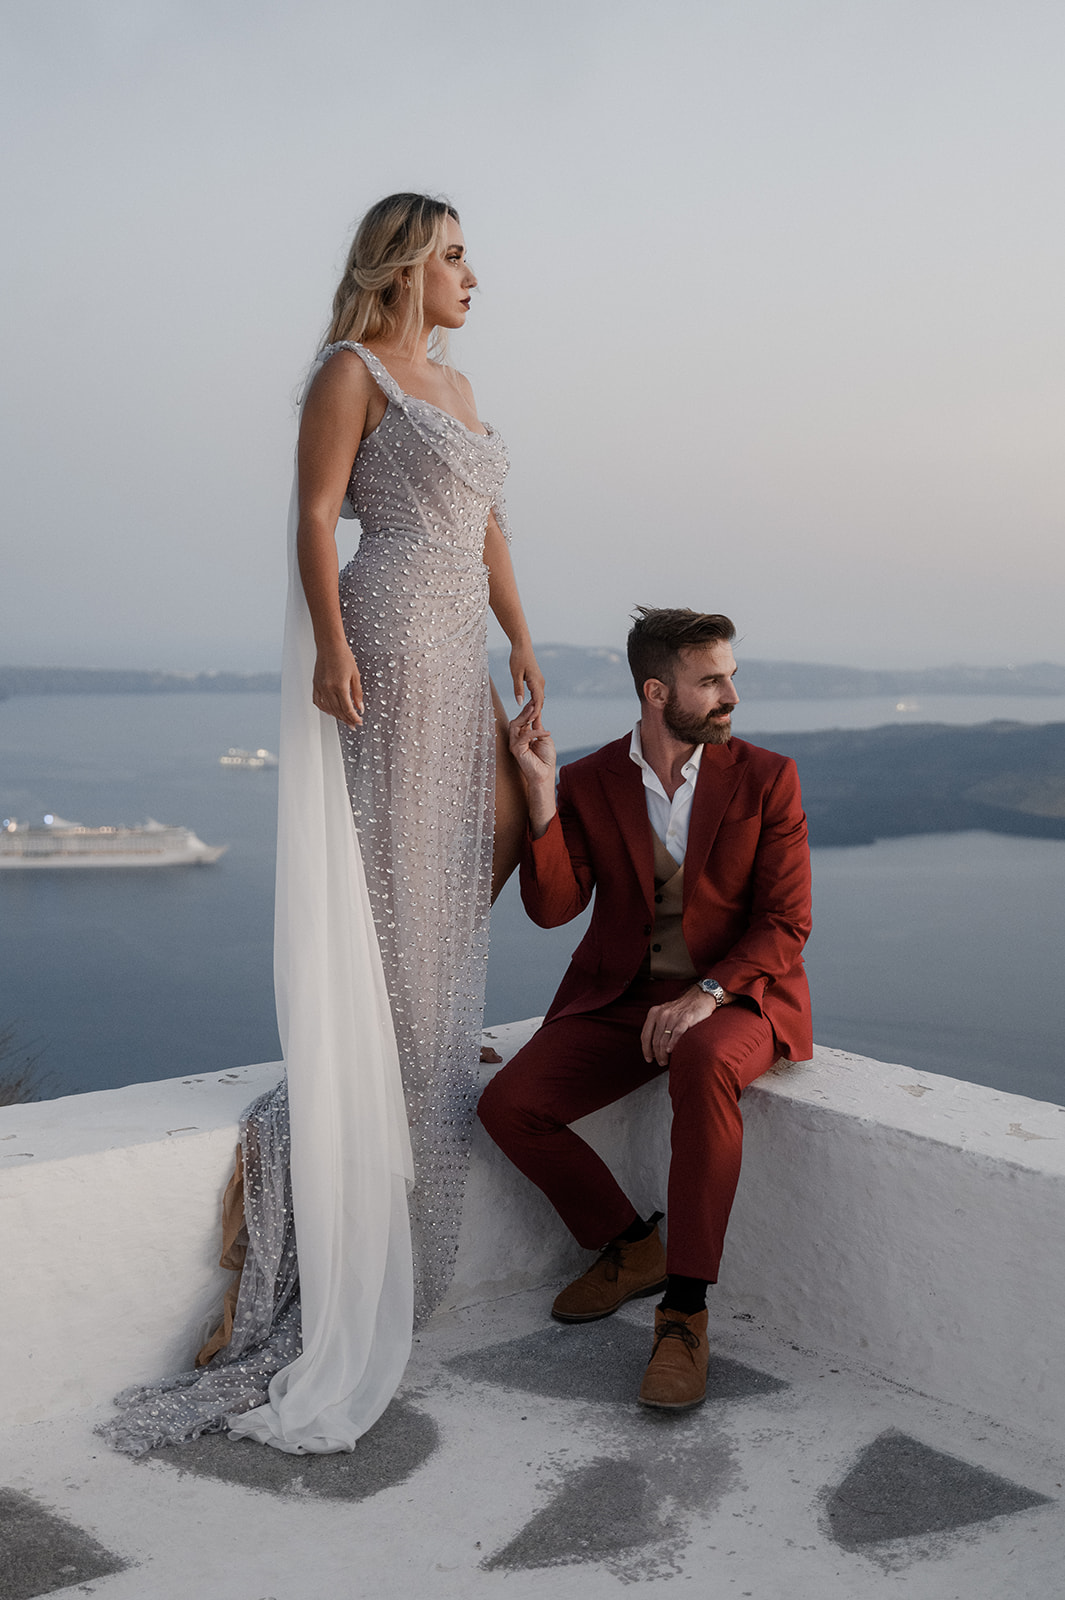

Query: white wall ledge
[[2, 1032, 1063, 1441]]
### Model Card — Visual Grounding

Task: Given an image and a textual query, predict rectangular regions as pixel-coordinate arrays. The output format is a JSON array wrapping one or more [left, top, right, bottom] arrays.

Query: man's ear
[[643, 677, 669, 709]]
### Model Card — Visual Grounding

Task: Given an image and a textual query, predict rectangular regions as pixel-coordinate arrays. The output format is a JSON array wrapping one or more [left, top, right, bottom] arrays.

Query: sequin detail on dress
[[101, 1082, 300, 1456], [100, 344, 503, 1456], [335, 342, 505, 1318]]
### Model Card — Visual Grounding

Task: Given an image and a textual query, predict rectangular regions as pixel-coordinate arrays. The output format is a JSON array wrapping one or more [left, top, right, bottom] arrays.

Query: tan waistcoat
[[639, 830, 698, 981]]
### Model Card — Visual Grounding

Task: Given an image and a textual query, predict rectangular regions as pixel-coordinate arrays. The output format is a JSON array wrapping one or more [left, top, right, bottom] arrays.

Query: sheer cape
[[101, 340, 504, 1457], [225, 356, 415, 1452]]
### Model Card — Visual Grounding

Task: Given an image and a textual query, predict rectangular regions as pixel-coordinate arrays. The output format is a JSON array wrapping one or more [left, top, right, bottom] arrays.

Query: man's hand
[[641, 985, 730, 1067], [509, 703, 557, 837]]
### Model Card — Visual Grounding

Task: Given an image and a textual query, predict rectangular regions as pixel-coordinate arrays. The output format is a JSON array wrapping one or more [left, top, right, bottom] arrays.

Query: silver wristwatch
[[699, 977, 727, 1006]]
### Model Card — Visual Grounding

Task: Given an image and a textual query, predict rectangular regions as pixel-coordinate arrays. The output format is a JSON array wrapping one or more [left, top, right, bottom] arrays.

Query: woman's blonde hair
[[323, 193, 460, 357]]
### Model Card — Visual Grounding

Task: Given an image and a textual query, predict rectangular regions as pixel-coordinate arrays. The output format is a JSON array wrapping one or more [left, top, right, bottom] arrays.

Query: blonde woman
[[106, 196, 542, 1457], [295, 193, 543, 1319]]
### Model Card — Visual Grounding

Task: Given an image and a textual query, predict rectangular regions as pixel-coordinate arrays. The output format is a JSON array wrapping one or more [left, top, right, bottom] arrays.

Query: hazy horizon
[[3, 647, 1065, 677], [3, 1, 1063, 673]]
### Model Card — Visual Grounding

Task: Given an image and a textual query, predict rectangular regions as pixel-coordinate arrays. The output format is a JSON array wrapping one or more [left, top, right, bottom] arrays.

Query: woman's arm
[[450, 369, 544, 714], [483, 510, 545, 714], [295, 353, 377, 728]]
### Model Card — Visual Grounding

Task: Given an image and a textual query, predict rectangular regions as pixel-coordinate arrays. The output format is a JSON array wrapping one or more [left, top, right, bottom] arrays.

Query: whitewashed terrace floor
[[2, 1287, 1061, 1600]]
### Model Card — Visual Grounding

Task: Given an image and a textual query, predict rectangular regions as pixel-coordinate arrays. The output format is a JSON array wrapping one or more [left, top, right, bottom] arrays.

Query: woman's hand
[[312, 640, 364, 728], [509, 640, 545, 716]]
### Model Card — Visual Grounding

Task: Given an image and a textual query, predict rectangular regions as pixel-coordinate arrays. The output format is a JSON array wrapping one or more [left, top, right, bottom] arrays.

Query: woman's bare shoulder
[[303, 346, 378, 423], [310, 344, 375, 394]]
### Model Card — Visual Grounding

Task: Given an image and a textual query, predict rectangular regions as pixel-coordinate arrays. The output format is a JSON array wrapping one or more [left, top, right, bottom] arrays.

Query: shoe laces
[[595, 1241, 624, 1283], [652, 1315, 702, 1354], [596, 1212, 662, 1283]]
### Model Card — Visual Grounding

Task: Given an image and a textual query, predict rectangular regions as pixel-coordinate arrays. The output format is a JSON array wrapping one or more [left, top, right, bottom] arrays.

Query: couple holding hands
[[107, 191, 811, 1459]]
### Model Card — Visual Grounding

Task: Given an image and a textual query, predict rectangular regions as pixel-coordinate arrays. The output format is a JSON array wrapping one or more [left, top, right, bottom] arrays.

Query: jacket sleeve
[[518, 764, 596, 928], [710, 758, 812, 1008]]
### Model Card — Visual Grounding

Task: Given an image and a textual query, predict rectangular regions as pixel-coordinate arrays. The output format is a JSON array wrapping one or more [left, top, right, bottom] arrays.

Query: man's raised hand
[[508, 703, 557, 837]]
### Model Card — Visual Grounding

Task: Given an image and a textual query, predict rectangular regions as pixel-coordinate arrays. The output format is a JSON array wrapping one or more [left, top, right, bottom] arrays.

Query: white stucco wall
[[718, 1045, 1065, 1442], [2, 1033, 1062, 1440]]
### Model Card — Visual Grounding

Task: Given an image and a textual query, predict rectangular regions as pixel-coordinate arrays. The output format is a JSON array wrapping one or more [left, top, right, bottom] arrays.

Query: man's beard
[[663, 690, 732, 745]]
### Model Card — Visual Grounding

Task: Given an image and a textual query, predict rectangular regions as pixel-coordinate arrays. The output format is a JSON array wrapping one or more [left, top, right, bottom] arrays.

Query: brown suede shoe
[[637, 1307, 709, 1409], [551, 1226, 667, 1323]]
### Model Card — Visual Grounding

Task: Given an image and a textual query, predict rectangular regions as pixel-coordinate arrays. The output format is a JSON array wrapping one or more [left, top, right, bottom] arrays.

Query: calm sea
[[2, 689, 1063, 1107]]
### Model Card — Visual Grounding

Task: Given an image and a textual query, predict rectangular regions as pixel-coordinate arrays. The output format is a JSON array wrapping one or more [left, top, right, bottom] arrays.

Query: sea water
[[1, 690, 1063, 1105]]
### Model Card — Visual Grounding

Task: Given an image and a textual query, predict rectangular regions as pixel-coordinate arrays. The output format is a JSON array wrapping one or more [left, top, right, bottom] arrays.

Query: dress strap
[[320, 341, 407, 407]]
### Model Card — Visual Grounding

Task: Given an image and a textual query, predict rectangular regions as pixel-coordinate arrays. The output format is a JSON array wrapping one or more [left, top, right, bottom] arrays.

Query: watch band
[[699, 977, 727, 1005]]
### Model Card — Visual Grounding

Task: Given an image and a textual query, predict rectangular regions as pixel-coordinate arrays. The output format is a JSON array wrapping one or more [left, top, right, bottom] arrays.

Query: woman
[[105, 194, 542, 1456], [291, 193, 542, 1323]]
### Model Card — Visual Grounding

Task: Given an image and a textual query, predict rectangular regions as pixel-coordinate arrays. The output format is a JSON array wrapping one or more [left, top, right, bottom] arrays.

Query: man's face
[[661, 641, 739, 745]]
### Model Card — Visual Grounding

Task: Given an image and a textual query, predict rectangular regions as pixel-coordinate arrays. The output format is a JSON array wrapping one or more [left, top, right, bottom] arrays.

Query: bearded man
[[478, 607, 813, 1409]]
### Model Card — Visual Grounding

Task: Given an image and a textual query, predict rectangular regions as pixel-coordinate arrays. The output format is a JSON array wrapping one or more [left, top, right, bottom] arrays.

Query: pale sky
[[2, 0, 1063, 670]]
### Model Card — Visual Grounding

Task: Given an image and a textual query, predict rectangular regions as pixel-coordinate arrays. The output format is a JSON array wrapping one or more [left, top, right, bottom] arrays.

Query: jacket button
[[654, 894, 663, 903], [652, 943, 662, 953], [643, 924, 652, 936]]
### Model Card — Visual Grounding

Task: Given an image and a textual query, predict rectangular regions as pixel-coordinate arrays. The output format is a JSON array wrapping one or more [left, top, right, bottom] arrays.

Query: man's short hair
[[626, 607, 736, 701]]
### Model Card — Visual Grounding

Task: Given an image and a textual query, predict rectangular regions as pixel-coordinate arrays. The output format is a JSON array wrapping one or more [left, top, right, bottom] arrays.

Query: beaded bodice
[[324, 342, 510, 552]]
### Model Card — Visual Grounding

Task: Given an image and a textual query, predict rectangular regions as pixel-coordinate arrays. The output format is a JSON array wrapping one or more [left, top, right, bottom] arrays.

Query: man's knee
[[476, 1066, 516, 1142], [668, 1041, 741, 1106], [668, 1012, 775, 1103], [477, 1046, 549, 1144]]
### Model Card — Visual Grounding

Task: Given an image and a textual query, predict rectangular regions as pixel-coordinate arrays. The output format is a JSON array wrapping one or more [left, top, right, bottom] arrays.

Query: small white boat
[[0, 816, 227, 869], [219, 747, 279, 770]]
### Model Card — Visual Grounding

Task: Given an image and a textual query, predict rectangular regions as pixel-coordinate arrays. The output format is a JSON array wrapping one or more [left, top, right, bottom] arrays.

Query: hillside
[[561, 721, 1065, 848], [4, 649, 1065, 701], [488, 645, 1065, 701], [0, 667, 280, 698]]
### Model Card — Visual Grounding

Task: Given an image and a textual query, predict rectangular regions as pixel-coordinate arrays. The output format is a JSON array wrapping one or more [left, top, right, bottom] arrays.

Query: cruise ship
[[0, 815, 226, 868], [218, 747, 278, 769]]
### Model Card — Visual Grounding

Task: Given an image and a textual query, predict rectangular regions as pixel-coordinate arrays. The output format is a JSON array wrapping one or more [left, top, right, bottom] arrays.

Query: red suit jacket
[[520, 733, 814, 1062]]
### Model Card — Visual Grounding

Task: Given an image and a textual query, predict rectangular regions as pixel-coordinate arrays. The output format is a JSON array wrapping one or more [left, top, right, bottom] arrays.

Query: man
[[478, 608, 812, 1409]]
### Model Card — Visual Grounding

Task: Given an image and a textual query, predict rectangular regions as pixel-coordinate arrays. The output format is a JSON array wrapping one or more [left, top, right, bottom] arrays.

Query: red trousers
[[477, 978, 778, 1282]]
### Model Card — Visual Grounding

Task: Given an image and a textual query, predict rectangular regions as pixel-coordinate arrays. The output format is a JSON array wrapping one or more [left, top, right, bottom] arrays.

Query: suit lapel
[[683, 741, 743, 907], [598, 739, 655, 913]]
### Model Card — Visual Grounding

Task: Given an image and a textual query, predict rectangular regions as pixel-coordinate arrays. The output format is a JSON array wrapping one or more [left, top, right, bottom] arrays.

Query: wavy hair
[[323, 193, 460, 358], [627, 607, 736, 699]]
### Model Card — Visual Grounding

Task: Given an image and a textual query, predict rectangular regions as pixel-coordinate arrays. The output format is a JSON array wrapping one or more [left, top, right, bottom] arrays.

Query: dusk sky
[[2, 0, 1063, 672]]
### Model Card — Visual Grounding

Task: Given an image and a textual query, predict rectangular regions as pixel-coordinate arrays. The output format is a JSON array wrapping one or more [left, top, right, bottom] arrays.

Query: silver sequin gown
[[335, 342, 505, 1318], [101, 344, 506, 1455]]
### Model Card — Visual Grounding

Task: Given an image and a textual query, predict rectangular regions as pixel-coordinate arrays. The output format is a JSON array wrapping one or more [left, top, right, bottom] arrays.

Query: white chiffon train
[[225, 460, 416, 1452], [102, 341, 503, 1457]]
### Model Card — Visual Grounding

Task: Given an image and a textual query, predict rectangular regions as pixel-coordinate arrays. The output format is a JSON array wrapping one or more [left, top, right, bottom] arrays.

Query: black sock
[[660, 1274, 708, 1315], [617, 1208, 663, 1245]]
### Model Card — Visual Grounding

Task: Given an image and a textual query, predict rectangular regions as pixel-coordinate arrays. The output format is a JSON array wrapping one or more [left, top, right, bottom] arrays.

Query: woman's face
[[419, 216, 477, 331]]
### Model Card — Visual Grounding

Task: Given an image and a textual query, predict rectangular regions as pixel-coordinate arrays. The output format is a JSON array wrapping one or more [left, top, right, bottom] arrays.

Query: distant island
[[562, 721, 1065, 848], [2, 648, 1064, 703], [0, 667, 282, 699], [487, 646, 1065, 701], [3, 655, 1064, 851]]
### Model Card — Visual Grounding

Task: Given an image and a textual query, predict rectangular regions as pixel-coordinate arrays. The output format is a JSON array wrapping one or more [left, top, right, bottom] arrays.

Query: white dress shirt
[[628, 724, 703, 867]]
